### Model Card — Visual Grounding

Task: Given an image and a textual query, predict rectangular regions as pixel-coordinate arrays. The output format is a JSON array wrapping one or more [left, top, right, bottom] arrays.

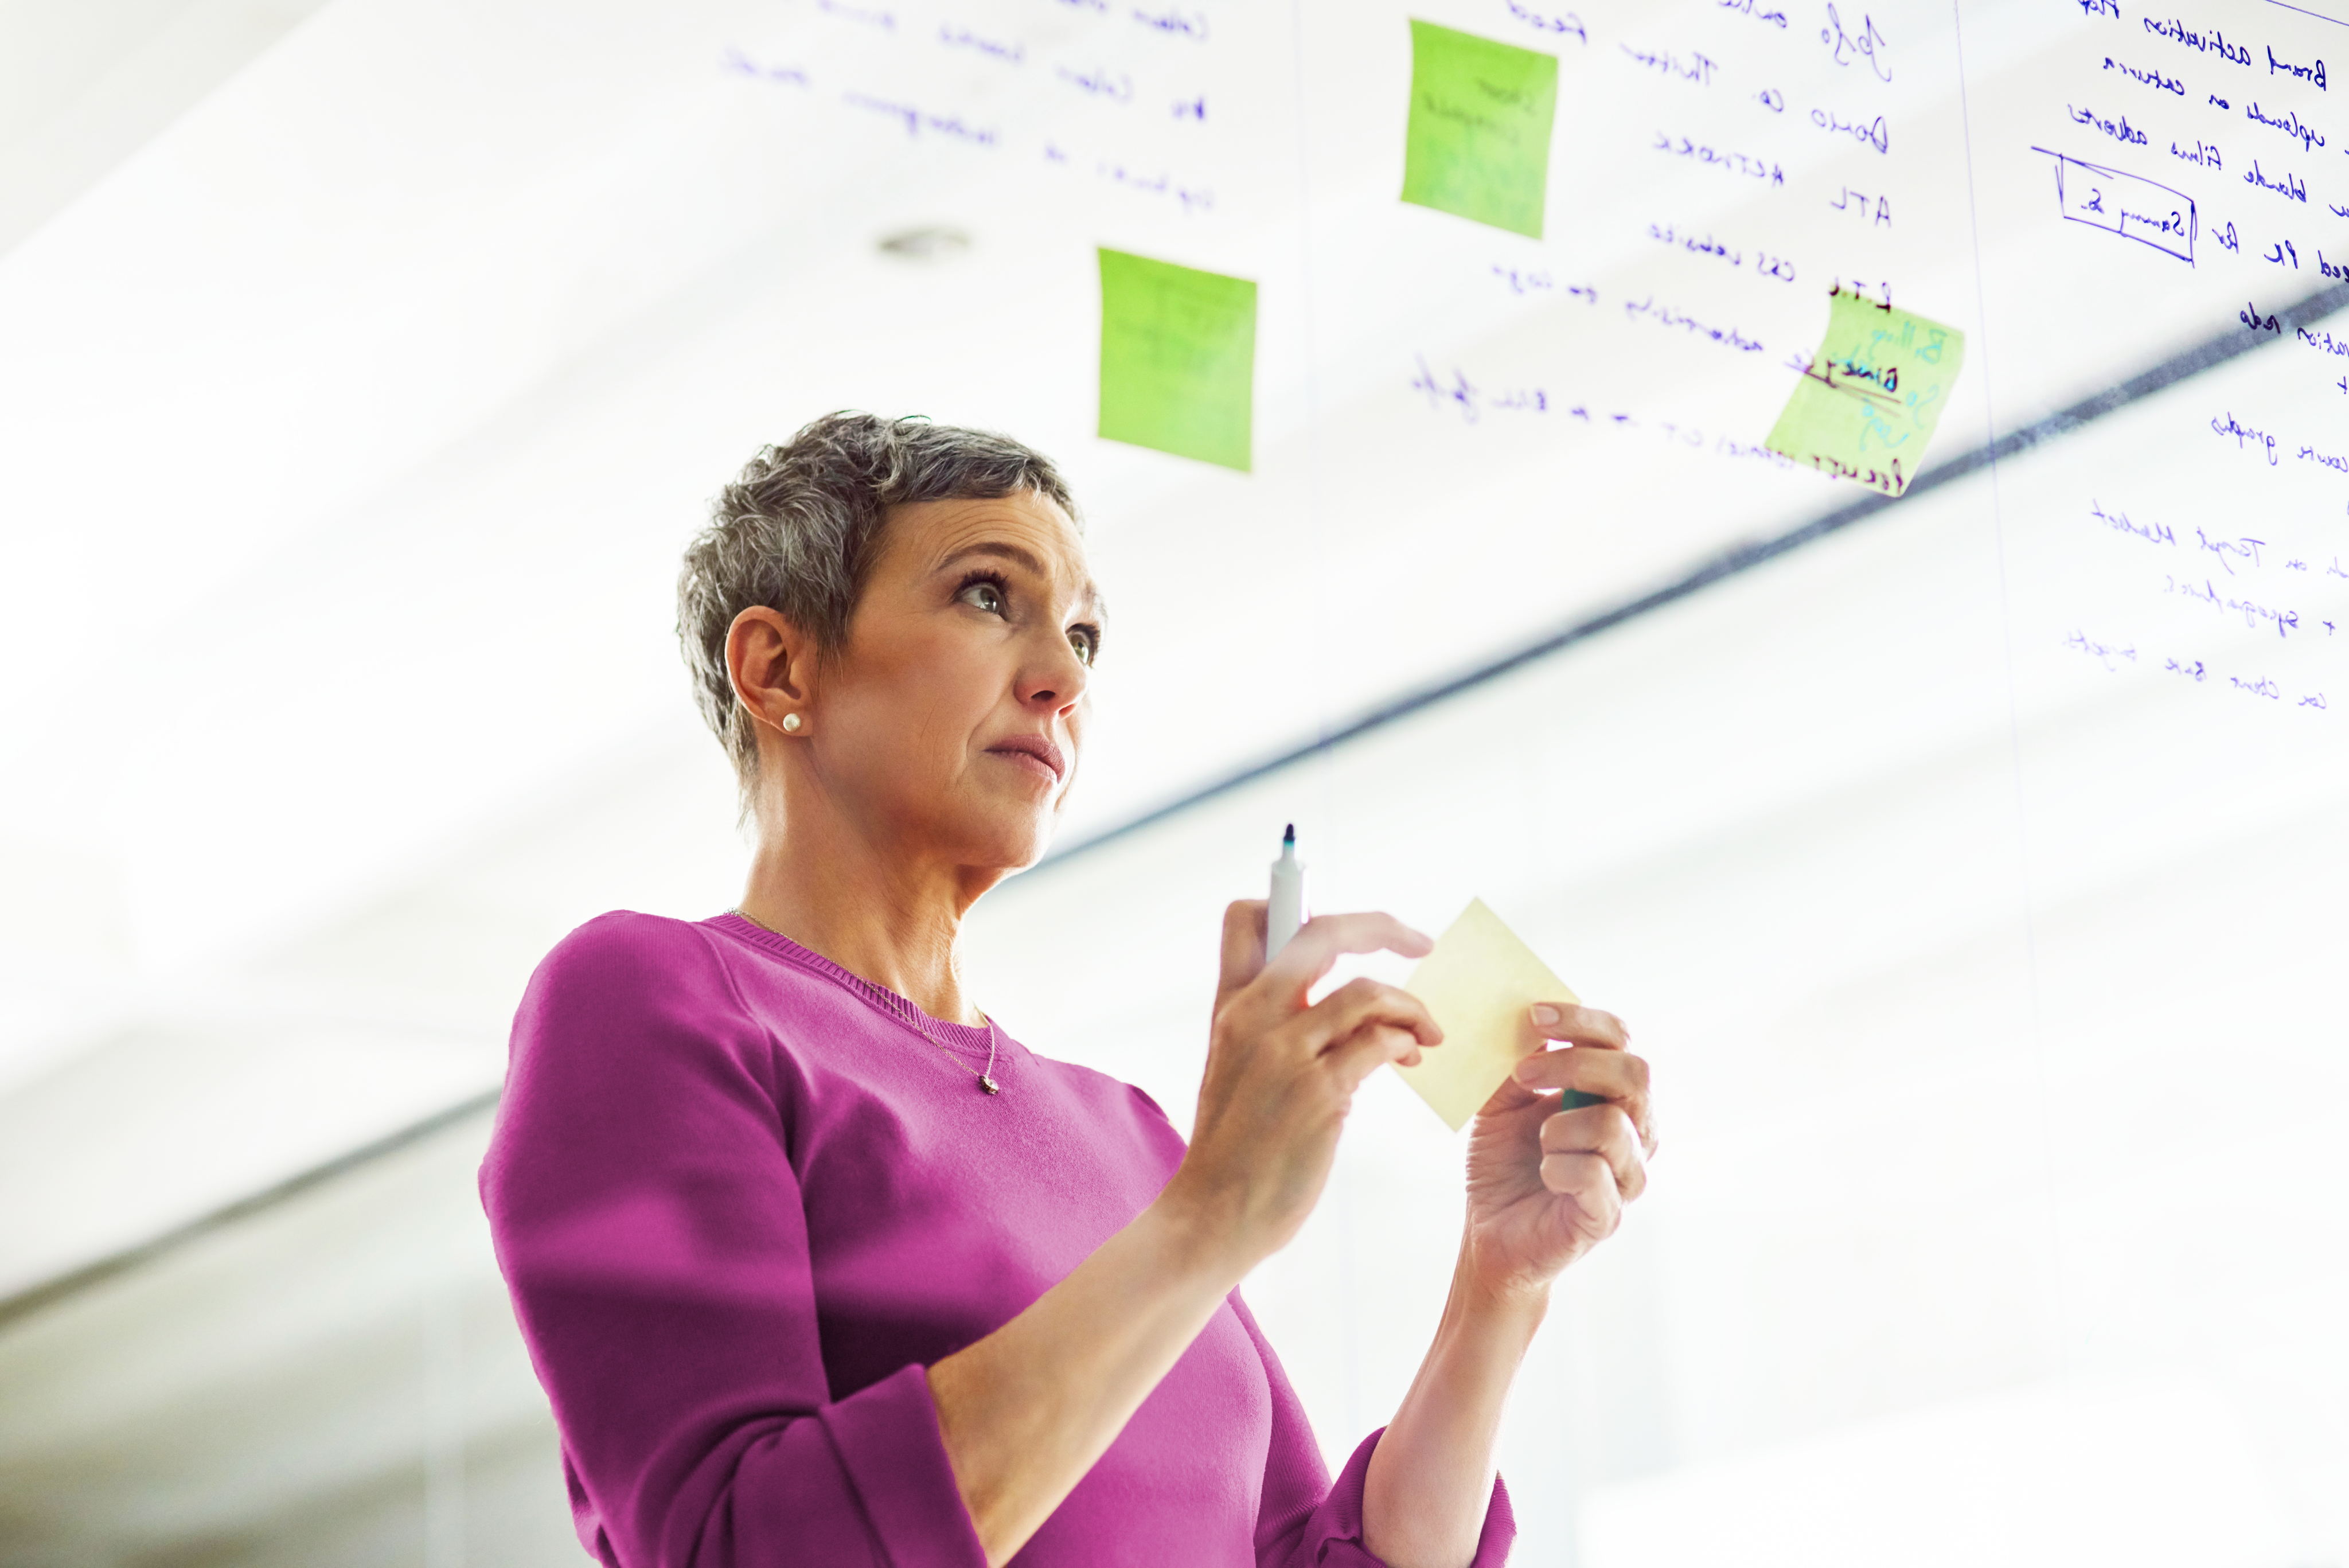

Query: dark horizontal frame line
[[1036, 272, 2349, 872], [0, 1089, 501, 1332], [6, 276, 2347, 1331], [2265, 0, 2349, 30]]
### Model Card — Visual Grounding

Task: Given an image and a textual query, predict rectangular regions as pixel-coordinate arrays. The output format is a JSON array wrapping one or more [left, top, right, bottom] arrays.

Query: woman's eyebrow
[[937, 541, 1102, 618], [936, 540, 1047, 577]]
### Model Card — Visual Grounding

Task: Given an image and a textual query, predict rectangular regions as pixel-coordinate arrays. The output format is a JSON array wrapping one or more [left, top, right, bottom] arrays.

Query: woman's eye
[[960, 582, 1006, 615], [1068, 630, 1097, 666]]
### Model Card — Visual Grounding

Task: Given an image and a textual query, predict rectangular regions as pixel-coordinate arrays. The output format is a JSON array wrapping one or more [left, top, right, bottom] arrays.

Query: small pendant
[[979, 1075, 1000, 1095]]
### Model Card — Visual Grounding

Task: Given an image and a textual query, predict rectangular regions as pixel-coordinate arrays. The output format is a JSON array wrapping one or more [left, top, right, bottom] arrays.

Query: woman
[[481, 414, 1656, 1568]]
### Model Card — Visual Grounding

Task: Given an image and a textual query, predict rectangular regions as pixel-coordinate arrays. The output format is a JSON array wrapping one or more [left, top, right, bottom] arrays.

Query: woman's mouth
[[986, 734, 1067, 785]]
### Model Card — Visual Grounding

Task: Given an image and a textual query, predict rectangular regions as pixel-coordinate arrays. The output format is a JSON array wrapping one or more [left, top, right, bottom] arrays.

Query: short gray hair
[[677, 411, 1080, 798]]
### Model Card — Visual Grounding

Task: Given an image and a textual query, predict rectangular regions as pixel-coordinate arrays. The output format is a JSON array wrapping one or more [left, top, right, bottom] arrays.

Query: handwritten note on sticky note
[[1098, 247, 1257, 472], [1401, 21, 1559, 239], [1763, 288, 1965, 498], [1395, 899, 1578, 1131]]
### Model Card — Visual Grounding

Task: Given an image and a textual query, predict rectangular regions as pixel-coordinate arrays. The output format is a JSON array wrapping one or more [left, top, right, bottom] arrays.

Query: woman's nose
[[1021, 638, 1090, 711]]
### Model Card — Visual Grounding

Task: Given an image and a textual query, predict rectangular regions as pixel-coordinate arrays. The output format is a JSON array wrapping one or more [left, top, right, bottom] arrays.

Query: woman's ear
[[727, 607, 817, 740]]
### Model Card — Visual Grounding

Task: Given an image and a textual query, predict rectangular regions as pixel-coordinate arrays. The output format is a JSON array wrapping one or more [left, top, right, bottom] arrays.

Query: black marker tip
[[1282, 823, 1295, 846]]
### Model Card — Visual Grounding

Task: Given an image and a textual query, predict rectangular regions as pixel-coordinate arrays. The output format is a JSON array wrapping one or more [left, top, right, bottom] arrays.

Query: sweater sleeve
[[1230, 1294, 1517, 1568], [478, 914, 986, 1568]]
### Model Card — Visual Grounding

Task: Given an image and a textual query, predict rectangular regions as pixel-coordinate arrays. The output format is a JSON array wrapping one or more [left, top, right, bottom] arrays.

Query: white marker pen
[[1266, 824, 1305, 959]]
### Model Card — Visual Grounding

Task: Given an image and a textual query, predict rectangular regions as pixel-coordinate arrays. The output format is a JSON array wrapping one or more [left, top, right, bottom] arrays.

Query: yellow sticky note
[[1762, 289, 1965, 498], [1396, 899, 1578, 1131]]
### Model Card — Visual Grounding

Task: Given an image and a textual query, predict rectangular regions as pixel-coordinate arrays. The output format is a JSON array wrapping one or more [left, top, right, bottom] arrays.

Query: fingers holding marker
[[1306, 978, 1443, 1085], [1261, 912, 1435, 992], [1326, 1024, 1428, 1090], [1513, 1038, 1648, 1102], [1527, 1002, 1630, 1051], [1514, 1007, 1655, 1152], [1216, 900, 1270, 1002], [1541, 1102, 1648, 1202], [1537, 1150, 1624, 1235]]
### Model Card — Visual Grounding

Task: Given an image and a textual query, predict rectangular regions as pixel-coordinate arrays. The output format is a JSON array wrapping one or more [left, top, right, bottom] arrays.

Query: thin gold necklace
[[728, 908, 1001, 1094]]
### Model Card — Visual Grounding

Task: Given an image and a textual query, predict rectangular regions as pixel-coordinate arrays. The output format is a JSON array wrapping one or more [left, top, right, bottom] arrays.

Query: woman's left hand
[[1363, 1005, 1654, 1565], [1461, 1003, 1656, 1301]]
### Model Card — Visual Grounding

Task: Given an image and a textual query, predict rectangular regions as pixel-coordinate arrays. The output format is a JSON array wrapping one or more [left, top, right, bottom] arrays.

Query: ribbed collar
[[704, 912, 1012, 1072]]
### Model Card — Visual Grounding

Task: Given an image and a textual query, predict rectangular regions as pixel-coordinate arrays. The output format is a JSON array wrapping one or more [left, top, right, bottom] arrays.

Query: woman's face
[[798, 489, 1101, 876]]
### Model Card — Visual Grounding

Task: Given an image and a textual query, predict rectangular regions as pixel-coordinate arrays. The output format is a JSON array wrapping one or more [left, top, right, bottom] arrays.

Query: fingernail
[[1512, 1056, 1542, 1083], [1531, 1004, 1560, 1027]]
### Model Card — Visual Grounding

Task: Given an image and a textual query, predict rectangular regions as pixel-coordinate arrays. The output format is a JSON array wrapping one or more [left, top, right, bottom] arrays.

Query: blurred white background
[[2, 0, 2343, 1563]]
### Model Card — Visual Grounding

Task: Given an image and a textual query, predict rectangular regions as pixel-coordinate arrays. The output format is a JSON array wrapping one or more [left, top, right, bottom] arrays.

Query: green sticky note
[[1400, 20, 1559, 239], [1097, 248, 1256, 472], [1763, 292, 1966, 497]]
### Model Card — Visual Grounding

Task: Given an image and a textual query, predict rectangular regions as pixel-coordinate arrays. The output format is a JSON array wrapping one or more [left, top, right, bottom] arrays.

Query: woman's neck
[[736, 809, 986, 1026]]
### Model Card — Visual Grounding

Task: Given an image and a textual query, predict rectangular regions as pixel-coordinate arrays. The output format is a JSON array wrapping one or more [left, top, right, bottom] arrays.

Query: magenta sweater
[[481, 912, 1513, 1567]]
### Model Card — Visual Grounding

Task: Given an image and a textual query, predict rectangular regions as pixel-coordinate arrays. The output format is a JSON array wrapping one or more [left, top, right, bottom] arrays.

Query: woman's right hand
[[925, 902, 1437, 1562], [1164, 902, 1442, 1270]]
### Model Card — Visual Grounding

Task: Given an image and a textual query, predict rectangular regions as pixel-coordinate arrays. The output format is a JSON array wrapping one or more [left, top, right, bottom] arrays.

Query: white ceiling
[[0, 0, 334, 254], [0, 0, 1960, 1292], [1, 6, 2346, 1561]]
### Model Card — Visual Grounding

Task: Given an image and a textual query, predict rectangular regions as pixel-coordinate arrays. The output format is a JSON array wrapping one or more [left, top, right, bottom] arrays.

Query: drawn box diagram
[[2034, 148, 2198, 263]]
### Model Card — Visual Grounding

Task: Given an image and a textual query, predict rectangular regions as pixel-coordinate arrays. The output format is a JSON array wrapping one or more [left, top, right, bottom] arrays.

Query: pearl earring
[[782, 712, 803, 734]]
